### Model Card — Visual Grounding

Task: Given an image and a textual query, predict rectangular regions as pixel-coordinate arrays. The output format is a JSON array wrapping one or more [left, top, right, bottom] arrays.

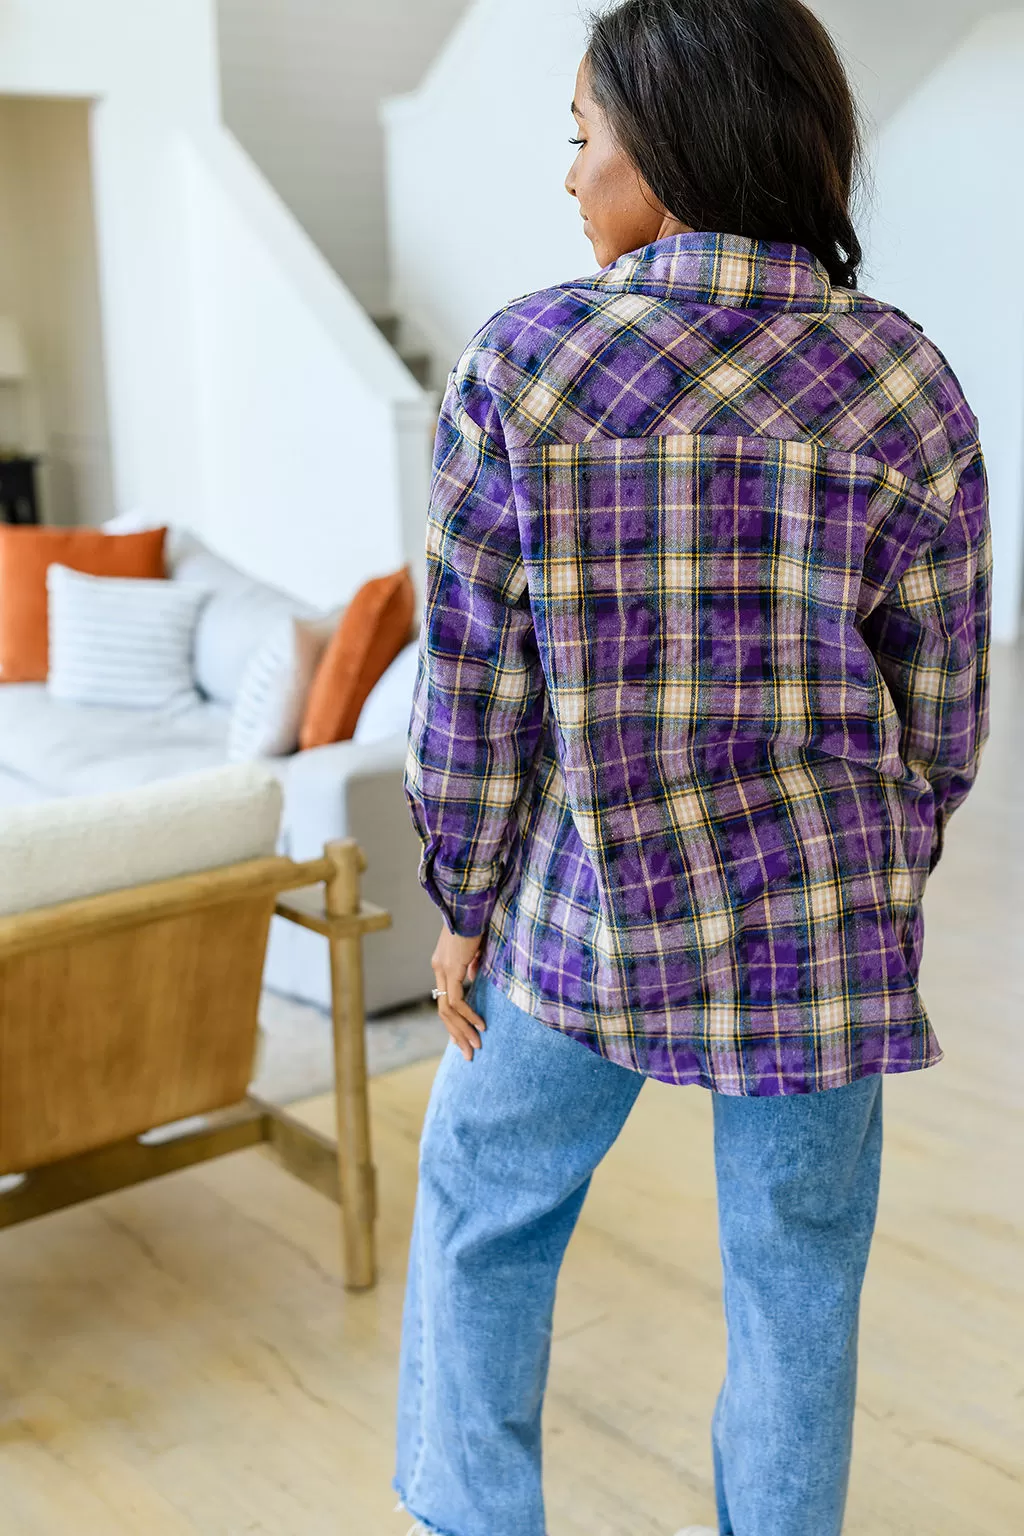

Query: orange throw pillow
[[0, 525, 167, 682], [300, 566, 415, 750]]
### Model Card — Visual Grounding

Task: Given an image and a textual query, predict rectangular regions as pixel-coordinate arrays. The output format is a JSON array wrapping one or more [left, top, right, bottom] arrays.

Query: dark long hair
[[587, 0, 863, 288]]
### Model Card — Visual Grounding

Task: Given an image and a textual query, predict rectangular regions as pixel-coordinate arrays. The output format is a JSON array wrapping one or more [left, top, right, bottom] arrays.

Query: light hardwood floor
[[0, 648, 1021, 1535]]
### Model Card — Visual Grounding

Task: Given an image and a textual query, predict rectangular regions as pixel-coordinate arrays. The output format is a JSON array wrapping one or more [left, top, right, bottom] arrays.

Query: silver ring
[[432, 988, 447, 1000]]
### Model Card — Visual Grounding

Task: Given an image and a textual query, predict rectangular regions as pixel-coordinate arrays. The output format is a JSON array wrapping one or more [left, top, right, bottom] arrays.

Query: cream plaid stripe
[[405, 233, 991, 1096]]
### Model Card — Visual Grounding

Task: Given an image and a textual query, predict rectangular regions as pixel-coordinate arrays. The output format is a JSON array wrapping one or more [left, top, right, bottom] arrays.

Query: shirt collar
[[587, 231, 841, 312]]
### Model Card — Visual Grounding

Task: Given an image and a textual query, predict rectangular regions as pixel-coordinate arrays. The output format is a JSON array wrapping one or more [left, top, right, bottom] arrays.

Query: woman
[[398, 2, 991, 1532]]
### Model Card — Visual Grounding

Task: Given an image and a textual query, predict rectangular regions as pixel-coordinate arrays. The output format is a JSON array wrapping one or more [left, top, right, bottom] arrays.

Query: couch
[[0, 533, 436, 1015]]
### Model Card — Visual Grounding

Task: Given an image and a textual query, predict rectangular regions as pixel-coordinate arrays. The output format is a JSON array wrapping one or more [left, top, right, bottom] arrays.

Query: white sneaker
[[673, 1528, 718, 1535]]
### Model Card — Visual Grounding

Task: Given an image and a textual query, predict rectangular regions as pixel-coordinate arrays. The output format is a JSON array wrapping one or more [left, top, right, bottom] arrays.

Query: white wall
[[0, 101, 31, 451], [0, 0, 222, 541], [383, 0, 592, 373], [385, 0, 1024, 639], [216, 0, 469, 317], [864, 12, 1024, 642], [0, 97, 113, 526], [0, 0, 433, 606], [181, 128, 430, 608], [810, 0, 1017, 122]]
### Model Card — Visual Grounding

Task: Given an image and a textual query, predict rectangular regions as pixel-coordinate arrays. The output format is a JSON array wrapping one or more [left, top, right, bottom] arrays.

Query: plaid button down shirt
[[405, 233, 991, 1095]]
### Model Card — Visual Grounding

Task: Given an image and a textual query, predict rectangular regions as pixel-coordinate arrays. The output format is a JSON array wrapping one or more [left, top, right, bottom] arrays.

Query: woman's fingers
[[448, 972, 486, 1036], [447, 1018, 477, 1062], [433, 967, 486, 1061], [430, 925, 487, 1061], [439, 997, 477, 1061]]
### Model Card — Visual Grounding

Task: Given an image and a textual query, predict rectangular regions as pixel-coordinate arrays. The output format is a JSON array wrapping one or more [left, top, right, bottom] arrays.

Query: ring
[[432, 988, 447, 1000]]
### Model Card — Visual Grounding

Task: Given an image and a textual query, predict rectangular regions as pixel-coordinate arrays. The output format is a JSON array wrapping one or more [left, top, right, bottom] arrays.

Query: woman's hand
[[432, 925, 487, 1061]]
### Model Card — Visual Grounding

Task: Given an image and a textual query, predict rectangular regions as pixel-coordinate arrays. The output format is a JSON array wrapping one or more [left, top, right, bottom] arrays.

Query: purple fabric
[[405, 233, 991, 1095]]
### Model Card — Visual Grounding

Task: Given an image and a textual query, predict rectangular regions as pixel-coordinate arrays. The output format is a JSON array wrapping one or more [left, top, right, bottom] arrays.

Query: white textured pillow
[[227, 617, 329, 761], [353, 641, 420, 744], [0, 764, 283, 918], [47, 564, 207, 711]]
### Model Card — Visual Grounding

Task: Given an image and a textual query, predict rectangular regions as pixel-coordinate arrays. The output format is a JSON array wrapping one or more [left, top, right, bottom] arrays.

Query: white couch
[[0, 535, 436, 1014]]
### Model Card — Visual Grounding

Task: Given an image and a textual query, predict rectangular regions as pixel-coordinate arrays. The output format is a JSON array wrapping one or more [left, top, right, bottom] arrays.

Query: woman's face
[[565, 57, 688, 269]]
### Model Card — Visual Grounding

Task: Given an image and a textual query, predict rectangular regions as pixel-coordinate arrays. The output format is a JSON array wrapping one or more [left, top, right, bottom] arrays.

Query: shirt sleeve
[[862, 451, 992, 871], [404, 364, 547, 937]]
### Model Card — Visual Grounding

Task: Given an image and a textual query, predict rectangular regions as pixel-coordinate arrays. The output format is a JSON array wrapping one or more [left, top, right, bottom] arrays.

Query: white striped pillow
[[227, 617, 329, 761], [46, 564, 208, 711]]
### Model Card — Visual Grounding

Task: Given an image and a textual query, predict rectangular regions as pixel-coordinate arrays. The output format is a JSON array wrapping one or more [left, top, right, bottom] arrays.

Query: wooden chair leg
[[324, 840, 377, 1291]]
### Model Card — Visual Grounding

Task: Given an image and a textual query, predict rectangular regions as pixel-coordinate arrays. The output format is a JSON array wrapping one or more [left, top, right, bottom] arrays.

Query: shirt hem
[[477, 955, 943, 1097]]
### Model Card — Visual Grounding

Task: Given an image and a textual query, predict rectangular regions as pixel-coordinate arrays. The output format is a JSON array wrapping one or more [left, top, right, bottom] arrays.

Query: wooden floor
[[1, 649, 1022, 1535]]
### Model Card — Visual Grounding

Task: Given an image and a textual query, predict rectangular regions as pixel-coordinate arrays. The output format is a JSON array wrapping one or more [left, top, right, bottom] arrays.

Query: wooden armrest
[[274, 887, 392, 940]]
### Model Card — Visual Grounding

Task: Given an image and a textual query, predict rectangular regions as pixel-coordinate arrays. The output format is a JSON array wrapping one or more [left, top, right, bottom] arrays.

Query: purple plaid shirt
[[405, 233, 991, 1095]]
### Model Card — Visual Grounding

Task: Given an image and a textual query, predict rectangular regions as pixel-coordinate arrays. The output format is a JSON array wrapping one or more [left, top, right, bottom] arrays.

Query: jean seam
[[405, 1217, 430, 1508]]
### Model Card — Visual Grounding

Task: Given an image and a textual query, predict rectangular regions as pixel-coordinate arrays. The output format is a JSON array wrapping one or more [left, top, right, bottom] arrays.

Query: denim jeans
[[395, 976, 883, 1536]]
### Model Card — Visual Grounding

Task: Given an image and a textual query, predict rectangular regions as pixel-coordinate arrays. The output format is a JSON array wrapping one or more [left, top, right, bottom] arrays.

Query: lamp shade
[[0, 317, 28, 381]]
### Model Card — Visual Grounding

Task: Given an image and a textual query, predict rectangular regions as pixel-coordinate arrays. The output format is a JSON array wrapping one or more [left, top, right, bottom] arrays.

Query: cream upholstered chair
[[0, 765, 389, 1290]]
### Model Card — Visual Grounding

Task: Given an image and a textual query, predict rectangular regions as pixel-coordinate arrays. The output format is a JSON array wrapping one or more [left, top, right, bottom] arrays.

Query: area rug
[[252, 989, 448, 1106]]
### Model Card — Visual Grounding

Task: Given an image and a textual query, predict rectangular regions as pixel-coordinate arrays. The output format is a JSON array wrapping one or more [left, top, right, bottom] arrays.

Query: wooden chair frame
[[0, 839, 388, 1291]]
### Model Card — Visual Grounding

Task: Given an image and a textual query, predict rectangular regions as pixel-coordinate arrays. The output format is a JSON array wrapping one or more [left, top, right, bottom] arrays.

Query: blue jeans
[[395, 977, 882, 1536]]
